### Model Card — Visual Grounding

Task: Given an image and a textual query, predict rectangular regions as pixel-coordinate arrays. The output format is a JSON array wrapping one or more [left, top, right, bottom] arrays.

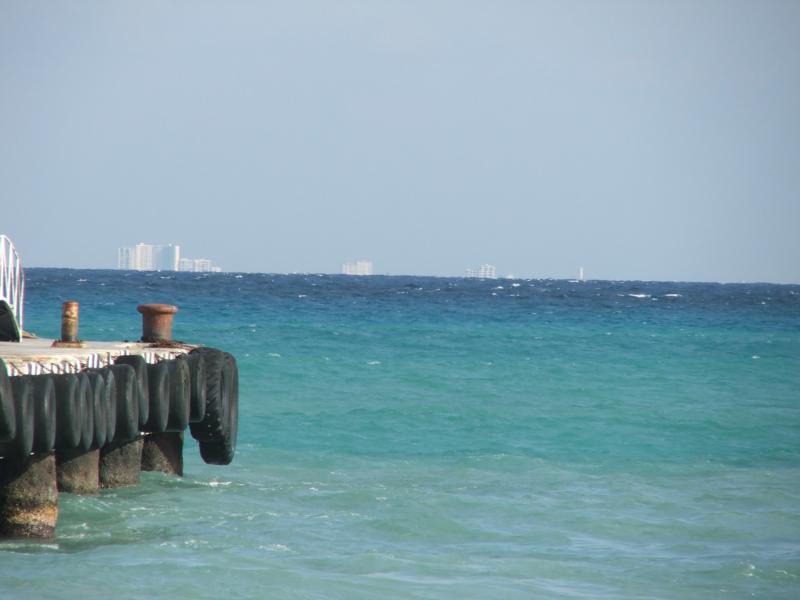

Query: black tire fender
[[189, 348, 227, 443], [51, 373, 82, 450], [76, 373, 94, 452], [114, 354, 150, 428], [4, 376, 34, 458], [143, 361, 170, 433], [186, 351, 207, 423], [166, 358, 190, 432], [30, 374, 56, 453], [0, 357, 15, 443], [109, 364, 139, 442], [86, 371, 108, 449], [102, 369, 117, 444], [198, 351, 239, 465]]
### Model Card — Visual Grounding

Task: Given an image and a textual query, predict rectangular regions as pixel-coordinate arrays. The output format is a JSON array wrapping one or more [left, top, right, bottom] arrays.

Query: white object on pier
[[0, 234, 25, 339]]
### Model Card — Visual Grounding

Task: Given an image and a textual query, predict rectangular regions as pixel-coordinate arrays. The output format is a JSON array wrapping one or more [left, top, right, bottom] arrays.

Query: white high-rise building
[[117, 243, 180, 271], [179, 257, 222, 273], [342, 260, 374, 276], [465, 264, 497, 279]]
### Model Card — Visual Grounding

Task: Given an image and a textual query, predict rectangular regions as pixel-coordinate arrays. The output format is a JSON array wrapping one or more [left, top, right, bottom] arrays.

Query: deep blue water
[[1, 269, 799, 599]]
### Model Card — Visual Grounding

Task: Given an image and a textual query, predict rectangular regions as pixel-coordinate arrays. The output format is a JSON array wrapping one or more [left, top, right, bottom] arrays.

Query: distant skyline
[[2, 1, 799, 283]]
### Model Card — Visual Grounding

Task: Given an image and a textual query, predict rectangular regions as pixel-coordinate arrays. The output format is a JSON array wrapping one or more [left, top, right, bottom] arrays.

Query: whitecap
[[298, 294, 307, 298], [258, 543, 294, 553], [367, 360, 381, 365], [268, 352, 282, 358], [663, 293, 682, 298], [628, 293, 650, 299], [208, 480, 232, 487], [511, 282, 521, 287]]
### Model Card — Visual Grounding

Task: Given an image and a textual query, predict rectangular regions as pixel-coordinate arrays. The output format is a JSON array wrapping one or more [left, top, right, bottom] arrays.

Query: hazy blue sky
[[2, 1, 798, 282]]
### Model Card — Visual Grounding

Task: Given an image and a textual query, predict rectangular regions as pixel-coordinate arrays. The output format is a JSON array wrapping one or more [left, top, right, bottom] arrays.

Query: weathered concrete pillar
[[141, 432, 183, 476], [0, 452, 58, 538], [100, 438, 143, 488], [56, 449, 100, 494]]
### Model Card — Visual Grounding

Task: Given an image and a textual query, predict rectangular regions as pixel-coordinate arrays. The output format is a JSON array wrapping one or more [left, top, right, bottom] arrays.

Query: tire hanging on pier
[[143, 360, 170, 433], [30, 374, 56, 453], [86, 371, 108, 449], [109, 364, 138, 442], [198, 352, 238, 466], [51, 373, 82, 450], [100, 369, 117, 445], [190, 348, 238, 465], [166, 357, 190, 432], [0, 357, 15, 443], [114, 354, 150, 428], [76, 373, 94, 452], [4, 376, 34, 458], [186, 351, 206, 423], [189, 348, 226, 443]]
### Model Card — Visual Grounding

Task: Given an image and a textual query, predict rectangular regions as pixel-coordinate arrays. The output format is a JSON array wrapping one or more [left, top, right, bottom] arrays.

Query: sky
[[1, 0, 798, 282]]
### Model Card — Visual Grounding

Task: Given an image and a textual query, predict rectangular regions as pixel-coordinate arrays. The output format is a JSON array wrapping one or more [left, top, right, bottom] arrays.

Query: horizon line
[[21, 266, 800, 286]]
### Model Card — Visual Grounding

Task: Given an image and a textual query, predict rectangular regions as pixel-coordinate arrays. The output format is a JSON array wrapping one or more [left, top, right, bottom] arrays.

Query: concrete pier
[[1, 336, 237, 538], [100, 437, 143, 488], [56, 449, 100, 494], [141, 432, 183, 476], [0, 452, 58, 538], [0, 239, 240, 539]]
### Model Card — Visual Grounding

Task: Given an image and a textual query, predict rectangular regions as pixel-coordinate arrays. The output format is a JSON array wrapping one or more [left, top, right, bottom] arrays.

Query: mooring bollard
[[61, 301, 79, 343], [0, 452, 59, 538], [52, 301, 87, 348], [100, 438, 143, 488], [56, 449, 100, 494], [137, 303, 178, 343]]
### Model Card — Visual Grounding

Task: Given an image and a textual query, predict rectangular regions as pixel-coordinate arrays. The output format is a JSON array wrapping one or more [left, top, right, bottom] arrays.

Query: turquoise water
[[1, 270, 799, 598]]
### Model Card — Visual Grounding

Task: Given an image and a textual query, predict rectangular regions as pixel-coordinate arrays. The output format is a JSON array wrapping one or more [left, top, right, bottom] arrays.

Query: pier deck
[[0, 338, 190, 377]]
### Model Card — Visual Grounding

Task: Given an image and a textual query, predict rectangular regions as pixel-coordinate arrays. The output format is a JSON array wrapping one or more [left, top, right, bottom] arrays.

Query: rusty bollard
[[137, 303, 183, 476], [137, 304, 178, 343], [52, 301, 86, 348]]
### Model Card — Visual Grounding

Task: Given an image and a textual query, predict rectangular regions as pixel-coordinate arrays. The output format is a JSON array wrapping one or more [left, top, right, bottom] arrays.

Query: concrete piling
[[141, 432, 183, 476], [56, 449, 100, 494], [0, 452, 58, 538], [99, 437, 143, 488]]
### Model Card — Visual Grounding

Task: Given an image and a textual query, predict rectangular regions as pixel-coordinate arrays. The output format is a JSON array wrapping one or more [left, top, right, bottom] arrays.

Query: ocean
[[1, 269, 798, 599]]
